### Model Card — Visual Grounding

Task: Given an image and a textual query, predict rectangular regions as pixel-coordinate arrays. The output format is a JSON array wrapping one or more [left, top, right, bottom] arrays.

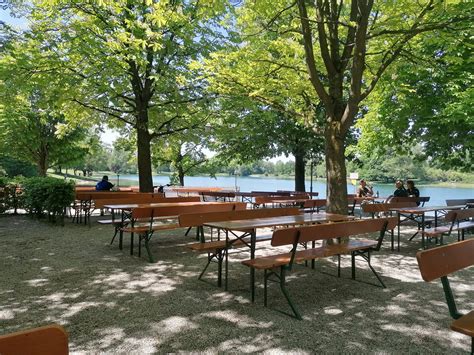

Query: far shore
[[48, 171, 474, 189]]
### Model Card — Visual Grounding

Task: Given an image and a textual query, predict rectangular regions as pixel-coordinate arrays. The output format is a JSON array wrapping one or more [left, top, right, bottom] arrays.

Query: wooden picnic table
[[204, 212, 354, 301], [105, 201, 246, 258], [268, 198, 310, 208], [389, 205, 466, 250]]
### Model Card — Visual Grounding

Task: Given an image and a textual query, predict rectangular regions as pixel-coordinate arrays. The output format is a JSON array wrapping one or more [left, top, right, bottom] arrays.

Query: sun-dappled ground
[[0, 214, 472, 354]]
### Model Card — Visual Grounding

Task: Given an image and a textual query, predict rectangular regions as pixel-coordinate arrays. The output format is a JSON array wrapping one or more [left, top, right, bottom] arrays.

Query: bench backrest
[[271, 217, 398, 247], [254, 195, 310, 205], [75, 192, 156, 200], [416, 239, 474, 282], [0, 324, 68, 355], [445, 208, 474, 223], [132, 202, 246, 219], [362, 202, 418, 214], [303, 199, 326, 208], [178, 207, 300, 227], [446, 198, 474, 206], [94, 196, 200, 209]]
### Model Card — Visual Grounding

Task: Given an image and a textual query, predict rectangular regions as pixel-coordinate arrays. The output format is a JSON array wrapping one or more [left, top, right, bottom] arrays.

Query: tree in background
[[25, 1, 230, 192], [356, 23, 473, 172], [0, 20, 91, 176], [239, 0, 472, 213]]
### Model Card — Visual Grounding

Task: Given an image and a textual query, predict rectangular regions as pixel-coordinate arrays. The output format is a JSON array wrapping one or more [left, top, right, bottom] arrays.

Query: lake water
[[116, 174, 473, 207]]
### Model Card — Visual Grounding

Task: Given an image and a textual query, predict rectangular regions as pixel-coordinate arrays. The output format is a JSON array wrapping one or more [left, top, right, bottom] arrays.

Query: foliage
[[20, 0, 231, 191], [21, 177, 75, 222], [0, 155, 37, 178], [0, 30, 92, 176], [356, 24, 473, 172]]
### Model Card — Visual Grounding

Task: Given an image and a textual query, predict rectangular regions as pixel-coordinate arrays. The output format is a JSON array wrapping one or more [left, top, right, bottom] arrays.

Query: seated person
[[95, 175, 114, 191], [393, 180, 408, 197], [406, 180, 420, 197], [357, 179, 374, 197], [406, 180, 420, 205]]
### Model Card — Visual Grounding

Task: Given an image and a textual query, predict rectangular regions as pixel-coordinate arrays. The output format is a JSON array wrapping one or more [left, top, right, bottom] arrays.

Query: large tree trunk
[[136, 120, 154, 192], [324, 121, 347, 214], [178, 166, 185, 186], [294, 150, 306, 192], [37, 148, 48, 177]]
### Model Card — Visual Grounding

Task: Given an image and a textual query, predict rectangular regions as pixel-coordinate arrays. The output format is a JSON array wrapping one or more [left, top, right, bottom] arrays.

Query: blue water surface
[[116, 174, 473, 207]]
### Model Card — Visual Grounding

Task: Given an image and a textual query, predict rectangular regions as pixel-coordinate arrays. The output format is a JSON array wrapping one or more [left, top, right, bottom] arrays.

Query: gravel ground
[[0, 214, 472, 354]]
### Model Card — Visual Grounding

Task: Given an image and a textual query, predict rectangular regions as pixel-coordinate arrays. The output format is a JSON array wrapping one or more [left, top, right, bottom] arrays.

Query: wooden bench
[[303, 199, 326, 213], [199, 191, 236, 202], [254, 195, 310, 208], [120, 202, 246, 262], [416, 239, 474, 354], [241, 217, 397, 319], [389, 196, 430, 206], [0, 324, 68, 355], [422, 208, 474, 244], [446, 198, 474, 207], [181, 207, 301, 287], [362, 202, 417, 250]]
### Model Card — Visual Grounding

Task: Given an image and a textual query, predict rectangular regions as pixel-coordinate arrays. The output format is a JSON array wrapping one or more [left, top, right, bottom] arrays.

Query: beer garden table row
[[203, 212, 355, 301]]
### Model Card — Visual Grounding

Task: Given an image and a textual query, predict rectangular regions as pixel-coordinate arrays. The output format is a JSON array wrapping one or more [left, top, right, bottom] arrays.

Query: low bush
[[21, 177, 75, 223], [0, 177, 22, 214]]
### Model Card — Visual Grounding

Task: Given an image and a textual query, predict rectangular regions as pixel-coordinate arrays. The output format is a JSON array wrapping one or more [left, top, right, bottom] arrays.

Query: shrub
[[0, 177, 23, 214], [21, 177, 75, 223]]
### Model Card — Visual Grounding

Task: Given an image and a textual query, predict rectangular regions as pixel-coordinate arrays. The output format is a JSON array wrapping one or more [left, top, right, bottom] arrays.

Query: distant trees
[[25, 1, 230, 192]]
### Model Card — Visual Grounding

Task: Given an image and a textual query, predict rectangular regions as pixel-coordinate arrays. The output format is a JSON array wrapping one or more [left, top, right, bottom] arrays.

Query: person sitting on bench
[[96, 175, 114, 191]]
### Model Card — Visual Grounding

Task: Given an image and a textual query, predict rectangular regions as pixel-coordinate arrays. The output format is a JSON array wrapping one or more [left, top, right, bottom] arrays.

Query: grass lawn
[[0, 214, 472, 353]]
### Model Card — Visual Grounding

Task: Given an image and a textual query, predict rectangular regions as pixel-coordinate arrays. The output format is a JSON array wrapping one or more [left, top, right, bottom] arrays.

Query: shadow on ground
[[0, 215, 472, 353]]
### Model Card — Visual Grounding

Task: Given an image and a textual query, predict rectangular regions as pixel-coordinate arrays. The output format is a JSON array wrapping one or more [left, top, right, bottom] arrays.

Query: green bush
[[21, 177, 75, 223], [0, 177, 23, 214]]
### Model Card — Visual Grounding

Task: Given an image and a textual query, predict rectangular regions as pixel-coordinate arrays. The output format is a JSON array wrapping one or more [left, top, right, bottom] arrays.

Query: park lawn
[[0, 214, 472, 353]]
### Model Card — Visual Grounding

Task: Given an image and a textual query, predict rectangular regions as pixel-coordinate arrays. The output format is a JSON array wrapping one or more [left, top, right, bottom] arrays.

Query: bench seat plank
[[423, 221, 474, 236], [121, 223, 180, 233], [242, 240, 378, 270], [451, 311, 474, 337], [189, 235, 272, 252]]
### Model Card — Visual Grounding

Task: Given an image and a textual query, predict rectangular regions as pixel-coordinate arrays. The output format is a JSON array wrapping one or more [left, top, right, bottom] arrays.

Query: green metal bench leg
[[198, 253, 214, 280], [264, 269, 268, 307], [109, 228, 118, 245], [224, 246, 229, 291], [366, 251, 386, 288], [351, 252, 356, 280], [280, 267, 302, 320], [130, 233, 134, 255], [217, 250, 223, 288], [337, 254, 341, 277], [144, 234, 154, 263], [138, 234, 142, 257]]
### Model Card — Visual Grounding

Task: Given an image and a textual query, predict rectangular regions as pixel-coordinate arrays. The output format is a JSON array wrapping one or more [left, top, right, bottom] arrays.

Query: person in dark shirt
[[357, 179, 374, 197], [95, 175, 114, 191], [406, 180, 420, 205], [393, 180, 408, 197], [406, 180, 420, 197]]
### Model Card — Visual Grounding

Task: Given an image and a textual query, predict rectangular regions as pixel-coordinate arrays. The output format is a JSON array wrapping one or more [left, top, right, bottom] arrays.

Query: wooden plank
[[416, 239, 474, 282], [204, 213, 354, 232], [271, 217, 398, 246], [0, 324, 68, 355], [179, 207, 299, 227]]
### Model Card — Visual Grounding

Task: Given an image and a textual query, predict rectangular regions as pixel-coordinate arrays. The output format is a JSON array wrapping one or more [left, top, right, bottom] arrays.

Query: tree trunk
[[136, 123, 154, 192], [324, 121, 347, 214], [37, 148, 48, 177], [294, 150, 306, 192], [178, 166, 185, 186]]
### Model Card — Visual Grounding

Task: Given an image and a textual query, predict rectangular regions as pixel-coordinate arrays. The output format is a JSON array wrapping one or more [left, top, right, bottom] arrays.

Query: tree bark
[[37, 147, 48, 177], [324, 121, 347, 214], [294, 149, 306, 192], [136, 118, 154, 192], [178, 166, 185, 186]]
